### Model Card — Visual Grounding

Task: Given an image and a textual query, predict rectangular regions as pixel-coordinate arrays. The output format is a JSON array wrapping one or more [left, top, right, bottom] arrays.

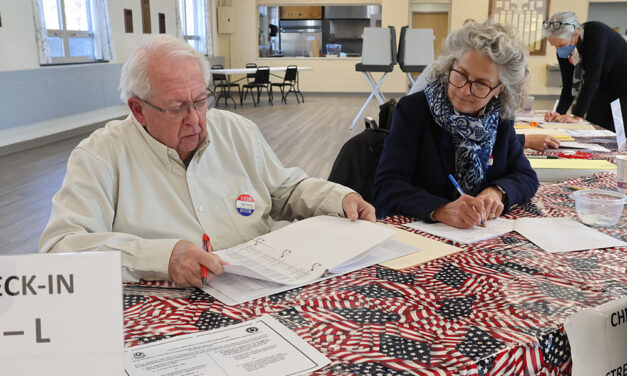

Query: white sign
[[611, 98, 626, 151], [0, 252, 123, 375], [124, 314, 330, 376], [564, 296, 627, 376]]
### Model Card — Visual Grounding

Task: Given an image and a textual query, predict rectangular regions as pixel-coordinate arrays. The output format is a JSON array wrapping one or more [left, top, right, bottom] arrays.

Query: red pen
[[201, 234, 210, 284]]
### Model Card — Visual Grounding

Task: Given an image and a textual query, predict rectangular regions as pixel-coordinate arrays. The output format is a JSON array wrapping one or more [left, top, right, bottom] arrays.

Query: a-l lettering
[[36, 318, 50, 343]]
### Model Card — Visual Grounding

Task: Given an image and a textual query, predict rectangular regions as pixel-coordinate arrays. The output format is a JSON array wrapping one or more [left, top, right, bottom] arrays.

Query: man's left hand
[[342, 193, 376, 222]]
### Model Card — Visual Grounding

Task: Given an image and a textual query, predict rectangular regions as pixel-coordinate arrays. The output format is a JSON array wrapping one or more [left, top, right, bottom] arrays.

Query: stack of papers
[[516, 128, 575, 141], [548, 141, 610, 153], [405, 217, 625, 253]]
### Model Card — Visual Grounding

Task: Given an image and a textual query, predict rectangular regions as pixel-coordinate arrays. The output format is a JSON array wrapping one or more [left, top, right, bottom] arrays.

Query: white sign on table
[[564, 296, 627, 376], [0, 252, 123, 375], [611, 98, 626, 150], [124, 314, 330, 376]]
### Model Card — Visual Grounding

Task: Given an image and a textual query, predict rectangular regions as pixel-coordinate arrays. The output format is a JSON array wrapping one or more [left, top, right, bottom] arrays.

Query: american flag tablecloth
[[124, 172, 627, 376]]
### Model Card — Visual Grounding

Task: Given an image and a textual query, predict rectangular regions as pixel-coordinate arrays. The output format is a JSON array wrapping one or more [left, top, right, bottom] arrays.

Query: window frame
[[45, 0, 96, 64], [179, 0, 206, 54]]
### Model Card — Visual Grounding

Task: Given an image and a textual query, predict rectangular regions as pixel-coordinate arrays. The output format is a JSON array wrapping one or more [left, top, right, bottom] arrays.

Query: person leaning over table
[[39, 34, 375, 287], [542, 11, 627, 133], [374, 21, 539, 229]]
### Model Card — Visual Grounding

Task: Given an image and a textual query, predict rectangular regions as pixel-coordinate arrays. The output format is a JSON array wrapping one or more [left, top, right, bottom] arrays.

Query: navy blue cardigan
[[374, 92, 539, 221]]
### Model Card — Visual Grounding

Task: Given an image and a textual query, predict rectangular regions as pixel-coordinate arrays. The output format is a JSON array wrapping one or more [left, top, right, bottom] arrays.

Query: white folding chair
[[398, 26, 435, 87], [351, 26, 397, 129]]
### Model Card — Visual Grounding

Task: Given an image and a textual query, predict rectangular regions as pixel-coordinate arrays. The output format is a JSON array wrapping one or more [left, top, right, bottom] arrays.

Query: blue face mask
[[556, 43, 575, 58]]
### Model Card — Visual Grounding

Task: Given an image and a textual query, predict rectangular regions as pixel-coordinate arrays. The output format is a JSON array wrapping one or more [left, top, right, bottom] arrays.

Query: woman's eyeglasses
[[542, 21, 575, 31], [448, 68, 501, 99]]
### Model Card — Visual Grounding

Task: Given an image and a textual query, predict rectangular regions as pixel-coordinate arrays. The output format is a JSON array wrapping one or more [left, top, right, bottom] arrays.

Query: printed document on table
[[513, 217, 626, 253], [204, 240, 418, 305], [214, 216, 395, 285], [124, 314, 330, 376], [565, 129, 616, 138], [405, 218, 516, 244]]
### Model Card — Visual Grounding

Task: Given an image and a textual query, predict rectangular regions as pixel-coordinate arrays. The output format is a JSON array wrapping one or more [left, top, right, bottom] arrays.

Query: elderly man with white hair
[[39, 34, 375, 287], [542, 10, 627, 132]]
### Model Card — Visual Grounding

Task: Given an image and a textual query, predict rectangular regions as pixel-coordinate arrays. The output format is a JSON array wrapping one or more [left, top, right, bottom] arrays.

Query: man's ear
[[128, 98, 146, 126]]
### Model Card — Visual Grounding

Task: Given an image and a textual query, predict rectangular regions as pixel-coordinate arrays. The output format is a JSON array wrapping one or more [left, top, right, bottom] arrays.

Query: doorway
[[412, 12, 448, 58]]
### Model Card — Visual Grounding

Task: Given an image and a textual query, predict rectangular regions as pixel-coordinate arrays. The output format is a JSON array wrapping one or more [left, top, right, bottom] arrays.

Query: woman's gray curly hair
[[119, 34, 210, 102], [543, 11, 581, 39], [426, 21, 529, 119]]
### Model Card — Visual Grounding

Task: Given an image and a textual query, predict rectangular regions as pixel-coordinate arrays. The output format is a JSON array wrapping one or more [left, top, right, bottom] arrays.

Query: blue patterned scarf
[[424, 76, 500, 195]]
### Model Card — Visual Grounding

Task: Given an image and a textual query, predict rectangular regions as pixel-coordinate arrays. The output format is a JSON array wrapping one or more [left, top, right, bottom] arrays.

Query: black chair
[[211, 64, 241, 107], [245, 63, 257, 84], [270, 65, 304, 104], [242, 66, 273, 106]]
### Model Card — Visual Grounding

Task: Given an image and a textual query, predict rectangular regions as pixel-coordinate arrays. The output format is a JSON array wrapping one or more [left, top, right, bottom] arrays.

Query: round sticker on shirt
[[236, 194, 255, 216]]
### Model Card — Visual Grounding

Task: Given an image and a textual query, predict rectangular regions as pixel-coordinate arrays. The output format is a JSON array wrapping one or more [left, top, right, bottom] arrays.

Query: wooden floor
[[0, 93, 386, 255]]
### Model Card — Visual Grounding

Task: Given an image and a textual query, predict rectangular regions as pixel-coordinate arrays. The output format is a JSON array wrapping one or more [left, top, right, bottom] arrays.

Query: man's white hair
[[119, 34, 211, 102], [543, 11, 581, 40]]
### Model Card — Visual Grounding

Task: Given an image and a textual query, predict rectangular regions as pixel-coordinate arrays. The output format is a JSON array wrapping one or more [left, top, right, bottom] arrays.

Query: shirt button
[[198, 206, 204, 212]]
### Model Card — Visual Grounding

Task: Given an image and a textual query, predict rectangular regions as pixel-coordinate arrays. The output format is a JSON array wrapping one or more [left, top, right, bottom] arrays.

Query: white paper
[[405, 218, 516, 244], [204, 240, 418, 305], [551, 141, 611, 153], [611, 99, 626, 151], [513, 217, 626, 253], [214, 216, 396, 285], [565, 129, 616, 138], [124, 315, 330, 376]]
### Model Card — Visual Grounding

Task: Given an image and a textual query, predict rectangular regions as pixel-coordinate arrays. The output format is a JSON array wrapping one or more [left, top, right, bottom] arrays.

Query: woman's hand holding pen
[[544, 111, 583, 123], [168, 240, 227, 288], [432, 195, 486, 229]]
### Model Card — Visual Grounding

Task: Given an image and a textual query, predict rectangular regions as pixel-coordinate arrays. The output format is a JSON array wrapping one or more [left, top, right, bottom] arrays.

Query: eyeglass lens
[[448, 69, 492, 98]]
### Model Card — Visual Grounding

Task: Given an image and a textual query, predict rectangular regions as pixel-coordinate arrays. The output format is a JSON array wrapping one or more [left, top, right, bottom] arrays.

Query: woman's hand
[[524, 134, 561, 151], [432, 195, 485, 229], [477, 186, 505, 221], [544, 111, 583, 123]]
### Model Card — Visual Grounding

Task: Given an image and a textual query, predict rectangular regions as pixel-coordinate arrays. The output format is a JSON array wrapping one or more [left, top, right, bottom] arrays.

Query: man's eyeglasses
[[448, 68, 501, 99], [542, 21, 575, 31], [141, 96, 211, 121]]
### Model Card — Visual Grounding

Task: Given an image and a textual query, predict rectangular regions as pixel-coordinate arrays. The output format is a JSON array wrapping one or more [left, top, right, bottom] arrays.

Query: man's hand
[[477, 186, 504, 221], [432, 195, 485, 229], [168, 240, 227, 287], [342, 193, 376, 222], [524, 134, 560, 151]]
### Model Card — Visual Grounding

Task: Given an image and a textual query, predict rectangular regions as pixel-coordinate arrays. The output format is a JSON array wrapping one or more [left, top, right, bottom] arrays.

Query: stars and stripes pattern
[[124, 173, 627, 375]]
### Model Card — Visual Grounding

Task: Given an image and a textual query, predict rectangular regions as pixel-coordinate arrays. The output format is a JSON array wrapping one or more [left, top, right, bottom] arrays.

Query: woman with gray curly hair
[[374, 21, 538, 229], [542, 11, 627, 132]]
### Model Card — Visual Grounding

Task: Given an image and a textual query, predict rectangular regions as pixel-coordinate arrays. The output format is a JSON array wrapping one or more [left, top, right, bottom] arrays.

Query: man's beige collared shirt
[[39, 109, 352, 281]]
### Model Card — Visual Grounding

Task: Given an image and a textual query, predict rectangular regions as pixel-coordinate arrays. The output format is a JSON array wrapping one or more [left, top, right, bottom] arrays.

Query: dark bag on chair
[[328, 120, 390, 207]]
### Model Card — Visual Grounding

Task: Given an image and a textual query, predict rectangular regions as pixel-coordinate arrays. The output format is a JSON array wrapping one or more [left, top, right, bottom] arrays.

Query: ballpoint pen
[[447, 174, 485, 226], [201, 234, 210, 285]]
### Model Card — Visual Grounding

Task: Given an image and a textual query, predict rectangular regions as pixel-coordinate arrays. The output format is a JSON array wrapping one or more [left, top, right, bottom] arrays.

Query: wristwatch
[[494, 184, 508, 205]]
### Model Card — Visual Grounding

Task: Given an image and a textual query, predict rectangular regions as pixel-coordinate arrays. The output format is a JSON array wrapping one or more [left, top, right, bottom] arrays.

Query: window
[[178, 0, 211, 55], [34, 0, 113, 65], [42, 0, 95, 63]]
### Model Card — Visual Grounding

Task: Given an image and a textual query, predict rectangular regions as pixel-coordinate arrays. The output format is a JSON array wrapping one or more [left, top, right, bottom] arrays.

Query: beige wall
[[221, 0, 593, 95]]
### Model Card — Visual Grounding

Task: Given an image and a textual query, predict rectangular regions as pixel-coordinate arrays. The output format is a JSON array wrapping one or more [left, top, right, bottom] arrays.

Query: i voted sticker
[[236, 194, 255, 216]]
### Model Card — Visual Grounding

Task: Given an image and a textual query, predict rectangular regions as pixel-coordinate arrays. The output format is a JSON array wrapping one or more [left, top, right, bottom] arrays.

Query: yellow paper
[[540, 122, 595, 130], [377, 224, 462, 270], [529, 159, 617, 170]]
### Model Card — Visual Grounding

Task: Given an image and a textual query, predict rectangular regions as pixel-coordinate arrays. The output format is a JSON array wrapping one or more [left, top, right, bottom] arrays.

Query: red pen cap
[[203, 234, 209, 242]]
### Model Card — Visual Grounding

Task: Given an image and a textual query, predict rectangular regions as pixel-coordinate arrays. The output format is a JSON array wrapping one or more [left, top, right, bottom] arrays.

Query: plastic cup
[[522, 96, 534, 114]]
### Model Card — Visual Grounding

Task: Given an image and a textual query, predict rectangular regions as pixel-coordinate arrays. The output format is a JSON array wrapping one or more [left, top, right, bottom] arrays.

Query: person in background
[[375, 21, 538, 229], [39, 34, 375, 287], [543, 11, 627, 133]]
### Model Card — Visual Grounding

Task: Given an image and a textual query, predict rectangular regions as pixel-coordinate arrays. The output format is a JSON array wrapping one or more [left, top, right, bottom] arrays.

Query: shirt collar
[[131, 115, 210, 168]]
